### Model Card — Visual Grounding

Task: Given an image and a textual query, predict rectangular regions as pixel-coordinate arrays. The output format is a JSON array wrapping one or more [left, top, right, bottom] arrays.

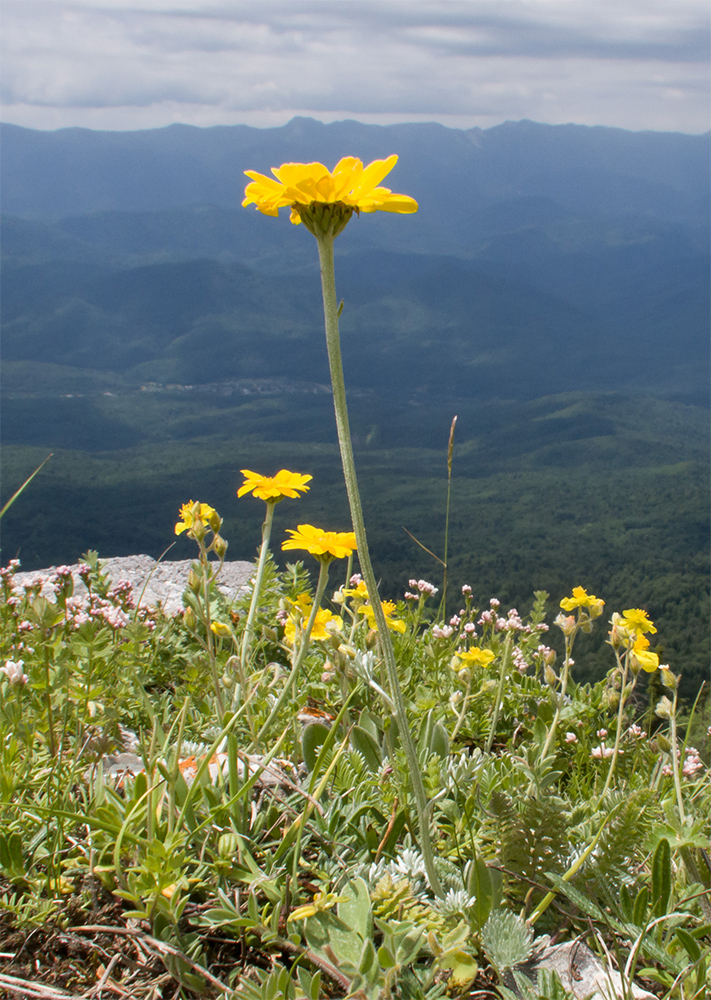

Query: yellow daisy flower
[[237, 469, 312, 502], [282, 524, 357, 562], [242, 156, 418, 228]]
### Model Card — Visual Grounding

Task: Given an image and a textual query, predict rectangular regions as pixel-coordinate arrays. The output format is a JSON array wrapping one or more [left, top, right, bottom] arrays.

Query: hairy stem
[[316, 232, 444, 898]]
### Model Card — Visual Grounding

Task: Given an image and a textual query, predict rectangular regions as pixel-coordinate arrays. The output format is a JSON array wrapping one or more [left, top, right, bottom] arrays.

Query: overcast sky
[[2, 0, 709, 134]]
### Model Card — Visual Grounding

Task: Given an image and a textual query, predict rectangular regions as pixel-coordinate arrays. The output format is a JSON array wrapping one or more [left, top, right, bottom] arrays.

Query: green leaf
[[675, 927, 701, 963], [633, 885, 649, 927], [651, 837, 671, 917], [338, 877, 372, 942], [466, 857, 494, 930], [350, 725, 382, 772], [544, 872, 607, 922], [430, 721, 450, 759], [301, 722, 331, 773]]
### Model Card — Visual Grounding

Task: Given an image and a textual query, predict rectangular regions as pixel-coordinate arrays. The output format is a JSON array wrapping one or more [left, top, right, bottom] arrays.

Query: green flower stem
[[485, 633, 512, 754], [601, 650, 637, 798], [316, 232, 444, 899], [540, 631, 576, 762], [251, 560, 330, 750], [240, 501, 276, 673]]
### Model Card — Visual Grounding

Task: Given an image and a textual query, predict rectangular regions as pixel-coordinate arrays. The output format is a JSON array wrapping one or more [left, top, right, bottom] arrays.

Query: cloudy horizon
[[1, 0, 709, 135]]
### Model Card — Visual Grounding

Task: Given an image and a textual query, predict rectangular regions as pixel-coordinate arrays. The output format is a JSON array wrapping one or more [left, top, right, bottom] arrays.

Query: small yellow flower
[[282, 524, 357, 562], [210, 621, 233, 638], [243, 156, 418, 228], [358, 600, 406, 633], [454, 647, 496, 670], [630, 634, 659, 672], [560, 586, 604, 615], [284, 597, 343, 644], [621, 608, 657, 635], [175, 500, 218, 536], [338, 580, 369, 604], [237, 469, 312, 502], [287, 890, 348, 923]]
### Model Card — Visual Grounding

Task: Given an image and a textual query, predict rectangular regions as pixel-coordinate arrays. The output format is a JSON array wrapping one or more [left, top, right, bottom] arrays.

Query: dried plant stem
[[316, 232, 444, 899]]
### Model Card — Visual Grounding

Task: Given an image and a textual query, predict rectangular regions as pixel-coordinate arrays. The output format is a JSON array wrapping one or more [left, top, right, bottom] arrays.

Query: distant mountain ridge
[[2, 117, 708, 224]]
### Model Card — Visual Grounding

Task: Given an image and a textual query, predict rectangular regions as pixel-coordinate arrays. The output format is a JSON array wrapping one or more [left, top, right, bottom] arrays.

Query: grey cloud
[[1, 0, 708, 132]]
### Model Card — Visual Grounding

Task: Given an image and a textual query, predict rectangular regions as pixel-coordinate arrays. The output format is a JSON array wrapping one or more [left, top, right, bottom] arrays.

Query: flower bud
[[365, 629, 378, 650], [218, 832, 238, 858], [210, 621, 232, 638], [221, 672, 235, 689], [554, 613, 576, 637], [660, 667, 677, 689], [207, 509, 222, 533], [187, 569, 201, 593], [212, 534, 228, 559], [183, 607, 197, 630], [544, 663, 558, 687], [604, 689, 620, 710], [655, 696, 673, 720], [656, 733, 672, 752]]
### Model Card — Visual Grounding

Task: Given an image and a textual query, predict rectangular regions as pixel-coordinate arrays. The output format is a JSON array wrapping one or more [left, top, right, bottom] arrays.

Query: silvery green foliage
[[481, 908, 534, 974], [446, 748, 484, 791], [432, 887, 477, 917]]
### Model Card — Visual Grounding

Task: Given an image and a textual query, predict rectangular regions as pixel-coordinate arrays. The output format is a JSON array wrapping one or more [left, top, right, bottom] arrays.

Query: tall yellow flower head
[[621, 608, 657, 635], [243, 156, 418, 238], [282, 524, 357, 562], [238, 469, 312, 502], [175, 501, 219, 536]]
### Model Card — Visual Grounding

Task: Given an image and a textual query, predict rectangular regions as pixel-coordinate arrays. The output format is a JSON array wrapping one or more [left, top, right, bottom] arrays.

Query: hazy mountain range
[[2, 117, 709, 402]]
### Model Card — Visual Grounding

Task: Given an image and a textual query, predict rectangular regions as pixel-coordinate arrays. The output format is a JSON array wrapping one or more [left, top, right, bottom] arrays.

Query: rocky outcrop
[[13, 554, 254, 615]]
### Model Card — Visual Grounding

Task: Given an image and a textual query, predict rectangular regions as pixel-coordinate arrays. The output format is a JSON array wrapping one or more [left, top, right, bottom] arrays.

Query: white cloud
[[1, 0, 708, 132]]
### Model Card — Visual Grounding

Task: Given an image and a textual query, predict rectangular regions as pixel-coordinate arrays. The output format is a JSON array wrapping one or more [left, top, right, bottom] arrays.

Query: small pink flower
[[489, 598, 500, 608], [463, 623, 476, 634], [591, 745, 614, 759], [565, 732, 578, 743], [461, 585, 472, 596], [596, 729, 608, 739], [449, 615, 461, 627], [432, 625, 454, 639], [1, 660, 28, 686]]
